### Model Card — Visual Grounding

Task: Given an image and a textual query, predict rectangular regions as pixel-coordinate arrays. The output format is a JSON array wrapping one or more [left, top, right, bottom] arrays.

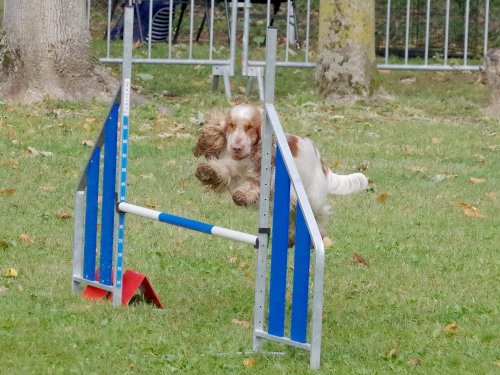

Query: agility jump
[[72, 2, 324, 369]]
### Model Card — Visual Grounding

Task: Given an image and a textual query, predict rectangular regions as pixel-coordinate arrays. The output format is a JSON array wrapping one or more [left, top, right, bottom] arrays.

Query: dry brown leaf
[[357, 161, 370, 171], [432, 137, 444, 144], [157, 132, 174, 139], [82, 140, 94, 147], [0, 160, 19, 169], [351, 252, 369, 266], [19, 234, 35, 244], [323, 237, 334, 248], [1, 188, 16, 196], [243, 357, 257, 367], [486, 191, 497, 200], [407, 358, 421, 366], [474, 153, 486, 165], [443, 322, 459, 332], [400, 145, 424, 155], [231, 319, 252, 329], [56, 210, 73, 220], [28, 147, 53, 157], [377, 193, 388, 203], [388, 348, 400, 358], [487, 145, 497, 151], [408, 165, 428, 173], [458, 202, 484, 218], [470, 177, 486, 184], [401, 77, 416, 84], [3, 268, 18, 277], [27, 146, 40, 156]]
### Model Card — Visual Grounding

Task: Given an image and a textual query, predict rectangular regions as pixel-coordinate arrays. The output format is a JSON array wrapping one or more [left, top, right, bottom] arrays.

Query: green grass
[[1, 59, 499, 375]]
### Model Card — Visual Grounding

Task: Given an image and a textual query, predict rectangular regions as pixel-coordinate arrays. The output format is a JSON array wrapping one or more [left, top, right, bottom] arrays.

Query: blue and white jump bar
[[118, 202, 258, 247]]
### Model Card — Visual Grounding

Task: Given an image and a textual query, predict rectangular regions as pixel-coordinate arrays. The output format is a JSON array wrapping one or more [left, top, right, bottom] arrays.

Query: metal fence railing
[[88, 0, 237, 97], [378, 0, 493, 71], [84, 0, 496, 93]]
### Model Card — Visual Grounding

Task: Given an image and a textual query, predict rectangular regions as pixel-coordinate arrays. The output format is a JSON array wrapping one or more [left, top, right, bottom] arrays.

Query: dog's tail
[[327, 170, 369, 195]]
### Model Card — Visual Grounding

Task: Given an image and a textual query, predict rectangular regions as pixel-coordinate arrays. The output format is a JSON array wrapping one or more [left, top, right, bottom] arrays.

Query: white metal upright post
[[113, 0, 134, 307]]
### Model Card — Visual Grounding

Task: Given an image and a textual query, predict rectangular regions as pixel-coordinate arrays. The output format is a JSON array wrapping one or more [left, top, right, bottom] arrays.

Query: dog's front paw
[[232, 190, 250, 206], [232, 186, 260, 206], [196, 163, 221, 187]]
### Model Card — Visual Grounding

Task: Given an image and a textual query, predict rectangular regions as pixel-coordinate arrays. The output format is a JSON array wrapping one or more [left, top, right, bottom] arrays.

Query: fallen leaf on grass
[[401, 77, 416, 84], [83, 118, 97, 132], [443, 322, 459, 332], [0, 160, 19, 169], [400, 145, 424, 156], [376, 193, 388, 203], [474, 153, 486, 165], [351, 252, 369, 266], [3, 268, 18, 277], [407, 165, 428, 173], [56, 210, 73, 220], [19, 234, 35, 244], [228, 256, 238, 264], [355, 161, 370, 172], [495, 361, 500, 367], [387, 348, 400, 358], [430, 174, 457, 183], [157, 132, 174, 139], [243, 357, 257, 367], [82, 140, 94, 147], [231, 319, 252, 329], [432, 137, 444, 144], [28, 146, 54, 157], [1, 188, 16, 196], [486, 191, 497, 200], [407, 358, 421, 366], [0, 286, 8, 296], [470, 177, 486, 184], [458, 202, 484, 218], [323, 237, 334, 248]]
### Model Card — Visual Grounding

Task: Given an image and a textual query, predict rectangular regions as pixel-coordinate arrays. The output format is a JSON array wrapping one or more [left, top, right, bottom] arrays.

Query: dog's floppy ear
[[193, 109, 227, 159]]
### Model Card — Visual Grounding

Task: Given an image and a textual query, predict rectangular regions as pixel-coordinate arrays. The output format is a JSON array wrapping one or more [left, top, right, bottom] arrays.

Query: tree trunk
[[485, 49, 500, 118], [0, 0, 116, 102], [315, 0, 377, 105]]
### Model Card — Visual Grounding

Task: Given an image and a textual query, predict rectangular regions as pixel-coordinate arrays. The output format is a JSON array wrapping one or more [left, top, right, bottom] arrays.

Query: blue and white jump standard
[[72, 5, 325, 369]]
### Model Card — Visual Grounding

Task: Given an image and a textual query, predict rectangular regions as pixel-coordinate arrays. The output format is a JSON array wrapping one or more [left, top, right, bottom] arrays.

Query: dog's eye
[[244, 124, 252, 132], [227, 122, 235, 130]]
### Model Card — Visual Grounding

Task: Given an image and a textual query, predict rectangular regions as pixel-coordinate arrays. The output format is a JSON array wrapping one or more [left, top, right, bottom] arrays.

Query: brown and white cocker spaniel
[[193, 104, 368, 245]]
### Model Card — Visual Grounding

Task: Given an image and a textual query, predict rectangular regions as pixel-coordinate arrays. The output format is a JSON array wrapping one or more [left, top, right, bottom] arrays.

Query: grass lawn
[[0, 56, 499, 374]]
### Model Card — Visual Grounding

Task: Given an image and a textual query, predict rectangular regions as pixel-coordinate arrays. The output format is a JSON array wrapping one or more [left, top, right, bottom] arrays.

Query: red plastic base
[[82, 269, 163, 308]]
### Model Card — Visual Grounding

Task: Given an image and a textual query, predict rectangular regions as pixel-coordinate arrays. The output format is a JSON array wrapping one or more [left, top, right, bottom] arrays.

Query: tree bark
[[485, 49, 500, 117], [0, 0, 116, 102], [315, 0, 377, 105]]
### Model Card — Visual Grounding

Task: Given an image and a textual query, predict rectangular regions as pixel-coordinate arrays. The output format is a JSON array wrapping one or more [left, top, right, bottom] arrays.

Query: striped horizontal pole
[[118, 202, 258, 247]]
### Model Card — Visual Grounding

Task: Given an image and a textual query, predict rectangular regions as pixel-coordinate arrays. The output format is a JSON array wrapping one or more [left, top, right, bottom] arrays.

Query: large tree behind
[[316, 0, 376, 105], [0, 0, 114, 102]]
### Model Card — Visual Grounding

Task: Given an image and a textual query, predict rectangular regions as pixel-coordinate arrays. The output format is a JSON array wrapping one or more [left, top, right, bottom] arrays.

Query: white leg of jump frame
[[253, 26, 277, 353], [72, 190, 85, 294], [112, 1, 134, 308]]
